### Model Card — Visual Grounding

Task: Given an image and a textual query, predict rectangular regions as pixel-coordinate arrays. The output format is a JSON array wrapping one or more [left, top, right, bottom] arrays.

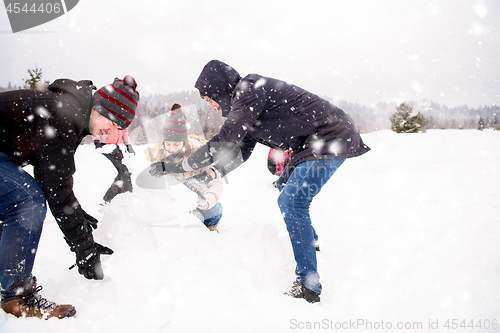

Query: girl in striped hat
[[144, 104, 223, 231]]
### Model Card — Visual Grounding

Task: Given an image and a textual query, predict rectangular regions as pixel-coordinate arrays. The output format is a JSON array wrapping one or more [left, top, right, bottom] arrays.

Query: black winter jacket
[[0, 79, 96, 249], [190, 60, 370, 181]]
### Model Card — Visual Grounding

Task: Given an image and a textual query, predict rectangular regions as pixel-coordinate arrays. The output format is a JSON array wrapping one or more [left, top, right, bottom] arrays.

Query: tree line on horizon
[[2, 67, 499, 144]]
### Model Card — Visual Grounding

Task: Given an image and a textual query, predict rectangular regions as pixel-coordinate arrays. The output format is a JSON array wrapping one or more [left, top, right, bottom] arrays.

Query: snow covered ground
[[1, 129, 499, 332]]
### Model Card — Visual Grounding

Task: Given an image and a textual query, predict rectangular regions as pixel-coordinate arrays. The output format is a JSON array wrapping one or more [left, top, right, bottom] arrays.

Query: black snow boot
[[284, 281, 320, 303]]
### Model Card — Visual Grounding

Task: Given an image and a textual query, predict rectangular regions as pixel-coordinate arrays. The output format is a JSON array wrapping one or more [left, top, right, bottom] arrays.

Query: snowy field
[[1, 129, 499, 333]]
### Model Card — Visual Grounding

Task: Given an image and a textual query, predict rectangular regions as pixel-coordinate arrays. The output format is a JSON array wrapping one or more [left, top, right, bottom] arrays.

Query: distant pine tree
[[389, 103, 429, 133], [23, 66, 49, 90], [493, 116, 500, 131], [477, 116, 485, 131]]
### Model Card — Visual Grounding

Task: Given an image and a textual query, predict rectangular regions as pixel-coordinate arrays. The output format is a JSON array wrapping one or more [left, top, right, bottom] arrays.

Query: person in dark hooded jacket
[[150, 60, 369, 303], [0, 76, 139, 319]]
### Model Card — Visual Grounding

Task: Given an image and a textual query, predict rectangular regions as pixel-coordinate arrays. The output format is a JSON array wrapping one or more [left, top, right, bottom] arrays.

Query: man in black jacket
[[0, 76, 139, 319], [150, 60, 369, 303]]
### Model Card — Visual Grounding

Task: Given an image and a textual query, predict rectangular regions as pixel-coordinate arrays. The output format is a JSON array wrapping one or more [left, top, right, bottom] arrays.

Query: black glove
[[165, 150, 185, 162], [182, 171, 215, 193], [95, 242, 114, 255], [82, 210, 98, 230], [125, 144, 136, 156], [75, 246, 103, 280], [149, 161, 185, 177], [69, 242, 113, 280]]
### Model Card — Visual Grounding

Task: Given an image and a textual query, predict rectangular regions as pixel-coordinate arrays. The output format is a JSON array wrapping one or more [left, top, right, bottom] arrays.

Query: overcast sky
[[1, 0, 499, 108]]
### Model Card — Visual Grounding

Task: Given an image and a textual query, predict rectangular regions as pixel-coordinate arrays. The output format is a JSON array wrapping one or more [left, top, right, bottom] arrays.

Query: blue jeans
[[277, 158, 345, 294], [0, 152, 46, 302], [192, 202, 223, 227]]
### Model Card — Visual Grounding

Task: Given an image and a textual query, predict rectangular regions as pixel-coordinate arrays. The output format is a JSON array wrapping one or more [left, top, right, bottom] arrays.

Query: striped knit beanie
[[163, 104, 188, 142], [93, 75, 140, 129]]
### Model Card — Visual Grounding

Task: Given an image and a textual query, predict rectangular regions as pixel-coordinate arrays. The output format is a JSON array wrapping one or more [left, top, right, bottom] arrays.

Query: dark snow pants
[[102, 146, 133, 203]]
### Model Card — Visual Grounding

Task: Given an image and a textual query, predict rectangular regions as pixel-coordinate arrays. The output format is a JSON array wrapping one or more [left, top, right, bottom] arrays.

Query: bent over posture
[[145, 103, 223, 230], [0, 76, 139, 318], [150, 60, 369, 303]]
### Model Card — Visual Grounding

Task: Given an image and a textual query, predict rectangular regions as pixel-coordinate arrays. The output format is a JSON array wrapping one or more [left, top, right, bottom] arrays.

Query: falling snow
[[1, 129, 498, 332]]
